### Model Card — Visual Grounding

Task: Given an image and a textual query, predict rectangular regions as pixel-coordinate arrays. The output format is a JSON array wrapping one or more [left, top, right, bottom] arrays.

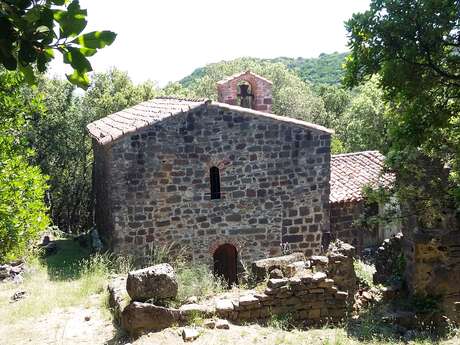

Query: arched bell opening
[[213, 243, 238, 288], [237, 81, 254, 109]]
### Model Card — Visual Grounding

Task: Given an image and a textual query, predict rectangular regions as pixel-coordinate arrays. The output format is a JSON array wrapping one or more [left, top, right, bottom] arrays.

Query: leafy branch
[[0, 0, 116, 88]]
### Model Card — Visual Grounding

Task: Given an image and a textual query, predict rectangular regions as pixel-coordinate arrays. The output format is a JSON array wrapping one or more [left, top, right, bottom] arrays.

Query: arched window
[[210, 166, 221, 199]]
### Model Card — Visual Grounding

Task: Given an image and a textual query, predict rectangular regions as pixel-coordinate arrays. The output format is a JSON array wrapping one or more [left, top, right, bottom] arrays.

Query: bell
[[238, 84, 251, 98], [237, 84, 253, 108]]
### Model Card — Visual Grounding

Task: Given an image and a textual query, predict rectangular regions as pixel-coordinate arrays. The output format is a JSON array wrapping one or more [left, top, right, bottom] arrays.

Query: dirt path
[[0, 295, 121, 345]]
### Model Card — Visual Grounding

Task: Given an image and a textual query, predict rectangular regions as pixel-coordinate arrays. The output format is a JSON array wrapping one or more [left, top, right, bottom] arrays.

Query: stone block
[[267, 278, 289, 289], [312, 272, 327, 283], [182, 327, 200, 342], [215, 319, 230, 329], [239, 294, 260, 307], [252, 253, 305, 281], [215, 299, 234, 313], [308, 308, 321, 319], [319, 278, 335, 288], [121, 302, 181, 336], [126, 263, 178, 302], [335, 291, 348, 300]]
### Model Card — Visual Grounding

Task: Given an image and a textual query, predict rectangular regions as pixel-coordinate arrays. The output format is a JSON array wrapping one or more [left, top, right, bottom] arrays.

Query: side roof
[[330, 151, 394, 203], [86, 97, 333, 145]]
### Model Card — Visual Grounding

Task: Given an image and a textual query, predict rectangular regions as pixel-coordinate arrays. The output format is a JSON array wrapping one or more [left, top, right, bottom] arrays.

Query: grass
[[144, 243, 226, 304], [2, 240, 459, 345], [266, 312, 295, 331], [0, 238, 131, 323], [175, 264, 226, 303]]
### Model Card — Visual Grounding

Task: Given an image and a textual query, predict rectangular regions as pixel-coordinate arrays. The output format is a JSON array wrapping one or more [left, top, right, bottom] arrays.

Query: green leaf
[[19, 65, 37, 85], [53, 1, 88, 38], [0, 51, 17, 70], [72, 31, 117, 49], [37, 7, 54, 31], [24, 6, 42, 23], [36, 25, 50, 34], [19, 40, 37, 64], [0, 17, 15, 40], [62, 47, 92, 73], [44, 48, 54, 58], [66, 70, 90, 89], [77, 47, 97, 57], [37, 50, 53, 73]]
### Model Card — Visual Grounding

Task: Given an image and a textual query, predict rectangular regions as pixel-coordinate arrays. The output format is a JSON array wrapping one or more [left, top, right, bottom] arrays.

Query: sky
[[49, 0, 371, 86]]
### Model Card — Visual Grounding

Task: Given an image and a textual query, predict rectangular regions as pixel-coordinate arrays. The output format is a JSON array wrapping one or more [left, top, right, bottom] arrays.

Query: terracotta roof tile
[[87, 98, 205, 144], [330, 151, 394, 203]]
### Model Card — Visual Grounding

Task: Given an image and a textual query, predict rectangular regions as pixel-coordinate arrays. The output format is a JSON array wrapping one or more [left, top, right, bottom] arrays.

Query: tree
[[0, 69, 49, 260], [345, 0, 460, 218], [316, 84, 351, 129], [83, 68, 159, 118], [0, 0, 116, 88], [336, 78, 389, 153]]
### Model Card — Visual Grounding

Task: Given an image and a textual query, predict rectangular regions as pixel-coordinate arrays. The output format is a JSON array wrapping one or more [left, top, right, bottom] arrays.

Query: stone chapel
[[88, 71, 333, 283]]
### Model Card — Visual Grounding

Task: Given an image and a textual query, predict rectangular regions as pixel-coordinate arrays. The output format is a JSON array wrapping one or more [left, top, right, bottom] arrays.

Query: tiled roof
[[87, 97, 333, 145], [217, 70, 273, 85], [330, 151, 394, 203], [87, 98, 205, 145]]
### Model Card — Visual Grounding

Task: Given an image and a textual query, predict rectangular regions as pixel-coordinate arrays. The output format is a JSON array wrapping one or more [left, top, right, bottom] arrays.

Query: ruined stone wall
[[373, 232, 404, 285], [403, 211, 460, 323], [330, 201, 379, 254], [96, 103, 331, 264], [113, 269, 349, 336], [215, 273, 348, 324]]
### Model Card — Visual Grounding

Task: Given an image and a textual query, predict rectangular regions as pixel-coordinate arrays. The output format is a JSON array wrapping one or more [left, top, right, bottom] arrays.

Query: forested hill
[[180, 52, 347, 87]]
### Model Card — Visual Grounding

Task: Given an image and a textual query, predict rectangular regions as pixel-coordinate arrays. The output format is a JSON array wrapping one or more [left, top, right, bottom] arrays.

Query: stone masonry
[[217, 71, 273, 113], [89, 96, 332, 265]]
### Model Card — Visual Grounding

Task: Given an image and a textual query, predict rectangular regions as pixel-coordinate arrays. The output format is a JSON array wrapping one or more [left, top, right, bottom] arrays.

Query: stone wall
[[325, 240, 357, 302], [111, 270, 350, 336], [403, 213, 460, 323], [214, 273, 348, 324], [94, 102, 331, 264], [397, 154, 460, 323], [373, 232, 404, 285], [330, 201, 379, 254]]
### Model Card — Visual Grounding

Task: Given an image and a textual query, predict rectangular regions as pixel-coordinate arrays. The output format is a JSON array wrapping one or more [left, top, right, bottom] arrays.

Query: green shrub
[[176, 264, 225, 303], [353, 259, 376, 289], [0, 70, 49, 261], [0, 152, 49, 261]]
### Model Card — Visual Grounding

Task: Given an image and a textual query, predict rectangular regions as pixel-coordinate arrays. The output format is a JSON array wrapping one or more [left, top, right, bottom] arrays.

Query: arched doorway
[[213, 244, 238, 287]]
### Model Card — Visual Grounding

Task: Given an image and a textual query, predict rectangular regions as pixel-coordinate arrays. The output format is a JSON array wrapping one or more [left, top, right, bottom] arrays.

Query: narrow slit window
[[210, 166, 221, 199]]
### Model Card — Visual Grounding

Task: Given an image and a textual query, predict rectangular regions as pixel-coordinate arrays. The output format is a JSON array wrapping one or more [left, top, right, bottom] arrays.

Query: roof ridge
[[331, 150, 381, 158], [210, 101, 334, 134], [153, 96, 209, 102]]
